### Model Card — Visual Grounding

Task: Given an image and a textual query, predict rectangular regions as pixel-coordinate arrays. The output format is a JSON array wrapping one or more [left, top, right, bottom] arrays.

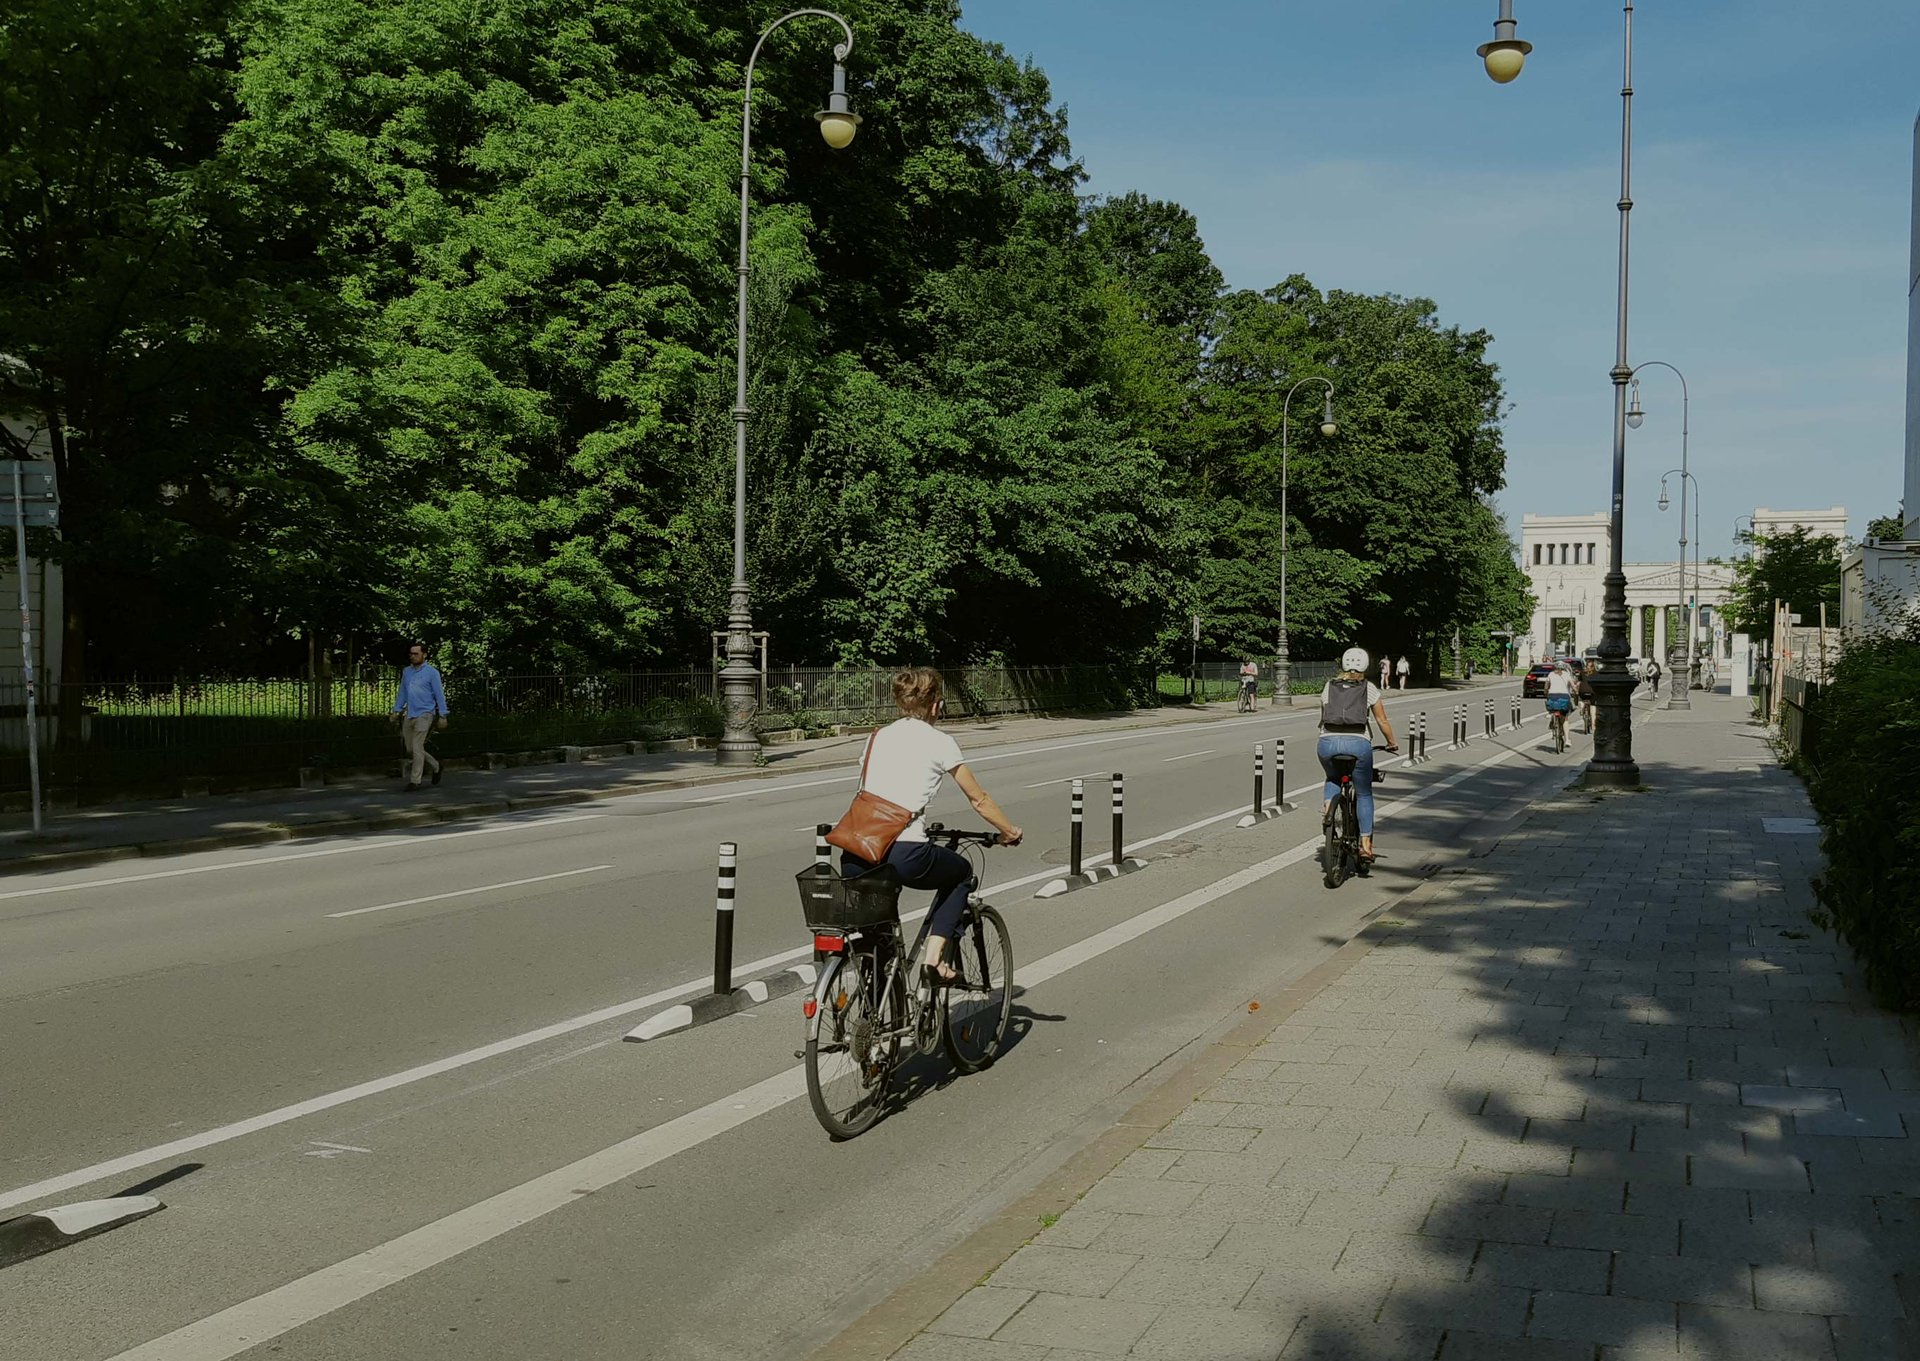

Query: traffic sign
[[0, 460, 57, 527]]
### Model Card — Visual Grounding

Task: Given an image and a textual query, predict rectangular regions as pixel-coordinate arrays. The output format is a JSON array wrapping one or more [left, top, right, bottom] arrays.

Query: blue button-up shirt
[[392, 663, 448, 718]]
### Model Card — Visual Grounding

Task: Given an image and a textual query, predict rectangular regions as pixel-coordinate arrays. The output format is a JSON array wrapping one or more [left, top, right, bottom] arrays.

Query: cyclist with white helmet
[[1319, 647, 1398, 865]]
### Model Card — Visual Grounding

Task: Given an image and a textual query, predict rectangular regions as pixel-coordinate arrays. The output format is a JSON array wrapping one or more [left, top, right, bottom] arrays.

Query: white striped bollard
[[1413, 712, 1425, 762], [1070, 778, 1084, 877], [1485, 698, 1494, 737], [1252, 742, 1264, 818], [814, 823, 832, 869], [1275, 738, 1286, 808], [713, 842, 737, 996], [1110, 773, 1125, 863]]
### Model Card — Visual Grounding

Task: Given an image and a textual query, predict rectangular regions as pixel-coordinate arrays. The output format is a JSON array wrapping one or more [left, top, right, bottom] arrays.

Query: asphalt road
[[0, 685, 1630, 1361]]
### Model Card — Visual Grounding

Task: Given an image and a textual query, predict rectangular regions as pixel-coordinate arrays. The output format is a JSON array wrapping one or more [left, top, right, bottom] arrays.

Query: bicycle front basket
[[795, 862, 903, 930]]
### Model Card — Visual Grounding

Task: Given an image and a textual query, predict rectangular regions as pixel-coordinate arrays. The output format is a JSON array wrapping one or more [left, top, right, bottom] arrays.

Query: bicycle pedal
[[793, 1049, 805, 1061]]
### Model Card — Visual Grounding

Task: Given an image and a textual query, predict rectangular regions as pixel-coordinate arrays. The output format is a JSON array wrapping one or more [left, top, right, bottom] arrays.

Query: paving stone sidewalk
[[894, 700, 1920, 1360]]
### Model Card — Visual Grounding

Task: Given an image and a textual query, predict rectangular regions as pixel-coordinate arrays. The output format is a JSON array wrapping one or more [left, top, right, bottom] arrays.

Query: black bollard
[[1070, 778, 1084, 878], [1252, 742, 1264, 818], [1110, 772, 1125, 864], [713, 841, 737, 996], [1275, 738, 1287, 806]]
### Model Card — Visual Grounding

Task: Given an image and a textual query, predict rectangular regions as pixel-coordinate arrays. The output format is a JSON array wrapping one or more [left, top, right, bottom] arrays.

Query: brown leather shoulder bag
[[824, 731, 922, 863]]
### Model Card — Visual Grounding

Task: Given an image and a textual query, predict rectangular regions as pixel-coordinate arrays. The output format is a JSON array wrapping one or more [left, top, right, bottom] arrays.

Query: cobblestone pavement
[[883, 700, 1920, 1360]]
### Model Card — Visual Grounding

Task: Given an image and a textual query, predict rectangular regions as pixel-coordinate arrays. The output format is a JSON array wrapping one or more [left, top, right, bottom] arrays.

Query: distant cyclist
[[1318, 647, 1398, 866], [1545, 659, 1576, 737], [1576, 661, 1597, 735]]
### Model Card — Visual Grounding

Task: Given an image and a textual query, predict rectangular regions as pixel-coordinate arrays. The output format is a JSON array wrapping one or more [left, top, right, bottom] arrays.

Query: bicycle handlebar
[[924, 821, 1003, 847]]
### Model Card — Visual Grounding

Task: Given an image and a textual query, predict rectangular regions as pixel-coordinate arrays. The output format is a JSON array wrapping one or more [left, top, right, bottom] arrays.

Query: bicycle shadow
[[879, 993, 1067, 1119]]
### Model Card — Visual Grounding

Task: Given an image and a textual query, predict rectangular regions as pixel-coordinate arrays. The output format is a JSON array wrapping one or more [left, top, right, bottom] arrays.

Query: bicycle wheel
[[1322, 803, 1342, 889], [806, 950, 894, 1139], [945, 906, 1014, 1073], [1337, 795, 1359, 883], [1553, 713, 1565, 753]]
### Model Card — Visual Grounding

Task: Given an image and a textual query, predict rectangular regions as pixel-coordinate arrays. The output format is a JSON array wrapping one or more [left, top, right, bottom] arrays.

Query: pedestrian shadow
[[1222, 754, 1920, 1360]]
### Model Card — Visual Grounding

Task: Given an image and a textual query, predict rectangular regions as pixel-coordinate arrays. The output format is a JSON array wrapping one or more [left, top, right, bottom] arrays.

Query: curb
[[1233, 801, 1297, 829], [1033, 857, 1151, 900], [0, 1196, 164, 1269], [0, 704, 1290, 876], [624, 966, 817, 1042]]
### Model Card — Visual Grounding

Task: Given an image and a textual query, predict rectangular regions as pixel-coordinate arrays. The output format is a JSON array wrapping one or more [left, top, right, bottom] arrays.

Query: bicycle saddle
[[1328, 754, 1360, 780]]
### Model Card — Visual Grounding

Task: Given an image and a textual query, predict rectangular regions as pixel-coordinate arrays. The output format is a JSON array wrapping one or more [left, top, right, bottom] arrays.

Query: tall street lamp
[[1657, 467, 1702, 695], [716, 10, 861, 765], [1274, 378, 1337, 707], [1480, 0, 1641, 787], [1625, 359, 1691, 710]]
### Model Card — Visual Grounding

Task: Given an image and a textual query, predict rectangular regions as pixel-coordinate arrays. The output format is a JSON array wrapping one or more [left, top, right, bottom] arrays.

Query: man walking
[[1395, 655, 1410, 691], [391, 642, 448, 791]]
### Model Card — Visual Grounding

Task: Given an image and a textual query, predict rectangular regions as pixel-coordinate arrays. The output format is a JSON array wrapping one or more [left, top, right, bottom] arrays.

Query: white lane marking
[[0, 715, 1543, 1216], [1161, 749, 1214, 763], [683, 713, 1294, 805], [0, 815, 605, 903], [1022, 772, 1109, 790], [100, 817, 1365, 1361], [324, 866, 613, 919]]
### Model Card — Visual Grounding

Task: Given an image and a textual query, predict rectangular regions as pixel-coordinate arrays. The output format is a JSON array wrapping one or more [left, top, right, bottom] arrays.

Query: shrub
[[1804, 626, 1920, 1010]]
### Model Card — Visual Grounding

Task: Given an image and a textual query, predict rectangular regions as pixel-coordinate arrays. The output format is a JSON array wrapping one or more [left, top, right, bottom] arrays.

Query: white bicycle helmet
[[1340, 646, 1370, 674]]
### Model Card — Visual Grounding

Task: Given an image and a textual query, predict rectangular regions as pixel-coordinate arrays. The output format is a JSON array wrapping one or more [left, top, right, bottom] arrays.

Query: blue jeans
[[1317, 734, 1377, 836], [840, 839, 975, 942]]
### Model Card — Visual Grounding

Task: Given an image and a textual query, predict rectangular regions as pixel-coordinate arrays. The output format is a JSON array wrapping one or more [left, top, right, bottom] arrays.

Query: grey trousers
[[402, 716, 441, 785]]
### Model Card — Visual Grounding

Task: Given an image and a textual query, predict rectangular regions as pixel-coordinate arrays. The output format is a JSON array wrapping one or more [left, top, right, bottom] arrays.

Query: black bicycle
[[1322, 746, 1392, 889], [795, 824, 1014, 1139]]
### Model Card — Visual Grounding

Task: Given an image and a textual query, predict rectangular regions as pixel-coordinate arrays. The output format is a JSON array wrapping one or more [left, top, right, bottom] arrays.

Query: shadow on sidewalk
[[1274, 743, 1920, 1360]]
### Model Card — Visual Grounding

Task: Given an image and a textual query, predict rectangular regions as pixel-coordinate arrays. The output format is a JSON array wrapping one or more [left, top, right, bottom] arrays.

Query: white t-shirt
[[859, 718, 965, 844], [1396, 658, 1410, 674], [1546, 669, 1576, 697]]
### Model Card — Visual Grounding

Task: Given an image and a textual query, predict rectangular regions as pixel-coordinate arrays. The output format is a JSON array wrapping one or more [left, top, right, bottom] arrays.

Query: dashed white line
[[0, 814, 606, 902], [325, 866, 613, 919], [1161, 749, 1214, 763]]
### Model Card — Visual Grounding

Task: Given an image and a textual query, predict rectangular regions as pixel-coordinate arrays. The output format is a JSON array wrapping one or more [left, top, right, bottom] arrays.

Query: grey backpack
[[1322, 678, 1371, 729]]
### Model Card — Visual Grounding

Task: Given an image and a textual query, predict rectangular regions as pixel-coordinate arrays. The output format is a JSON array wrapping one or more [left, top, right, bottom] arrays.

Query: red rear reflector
[[813, 934, 845, 953], [802, 999, 818, 1019]]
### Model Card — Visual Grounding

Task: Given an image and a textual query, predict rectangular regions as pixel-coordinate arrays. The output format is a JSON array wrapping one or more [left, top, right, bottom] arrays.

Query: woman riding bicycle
[[838, 668, 1022, 984], [1317, 647, 1397, 865], [1576, 661, 1598, 735], [1545, 660, 1577, 737]]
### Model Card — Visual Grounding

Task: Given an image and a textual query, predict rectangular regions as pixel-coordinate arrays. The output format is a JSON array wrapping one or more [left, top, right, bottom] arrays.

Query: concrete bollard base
[[1034, 856, 1151, 900], [623, 965, 817, 1042]]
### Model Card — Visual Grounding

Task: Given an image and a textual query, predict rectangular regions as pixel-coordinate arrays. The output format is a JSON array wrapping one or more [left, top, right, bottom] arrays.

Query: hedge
[[1803, 626, 1920, 1010]]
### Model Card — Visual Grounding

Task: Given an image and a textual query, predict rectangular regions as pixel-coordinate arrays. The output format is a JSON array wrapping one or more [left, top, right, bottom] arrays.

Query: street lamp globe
[[816, 109, 860, 148], [1319, 394, 1337, 439], [1657, 481, 1671, 512], [1626, 383, 1645, 429], [1478, 38, 1531, 83], [816, 60, 861, 149]]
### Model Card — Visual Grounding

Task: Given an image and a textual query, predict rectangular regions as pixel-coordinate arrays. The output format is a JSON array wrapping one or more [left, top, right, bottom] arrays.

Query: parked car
[[1522, 662, 1558, 698]]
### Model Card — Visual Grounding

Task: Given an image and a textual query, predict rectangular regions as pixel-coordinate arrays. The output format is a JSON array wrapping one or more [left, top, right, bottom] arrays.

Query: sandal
[[922, 962, 958, 987]]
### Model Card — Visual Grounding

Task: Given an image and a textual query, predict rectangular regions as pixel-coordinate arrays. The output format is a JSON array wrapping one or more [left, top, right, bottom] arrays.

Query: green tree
[[1724, 526, 1843, 643], [1867, 510, 1905, 541]]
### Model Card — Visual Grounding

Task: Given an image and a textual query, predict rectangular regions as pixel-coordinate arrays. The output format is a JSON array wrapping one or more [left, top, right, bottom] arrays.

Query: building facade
[[1839, 108, 1920, 638], [1518, 512, 1733, 667]]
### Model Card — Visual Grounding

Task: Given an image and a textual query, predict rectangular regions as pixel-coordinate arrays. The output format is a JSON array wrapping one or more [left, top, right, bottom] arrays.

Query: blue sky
[[956, 0, 1919, 563]]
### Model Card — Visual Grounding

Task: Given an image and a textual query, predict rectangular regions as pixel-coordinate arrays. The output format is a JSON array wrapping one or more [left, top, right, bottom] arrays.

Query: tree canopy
[[1, 0, 1529, 679], [1725, 527, 1843, 644]]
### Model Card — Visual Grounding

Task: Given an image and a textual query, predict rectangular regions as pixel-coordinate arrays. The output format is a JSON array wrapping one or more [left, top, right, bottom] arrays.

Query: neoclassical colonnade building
[[1518, 512, 1734, 667]]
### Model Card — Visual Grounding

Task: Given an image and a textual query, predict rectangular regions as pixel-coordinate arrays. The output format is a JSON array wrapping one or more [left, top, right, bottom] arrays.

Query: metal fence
[[0, 663, 1164, 799], [1777, 674, 1822, 765], [1175, 660, 1343, 703]]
